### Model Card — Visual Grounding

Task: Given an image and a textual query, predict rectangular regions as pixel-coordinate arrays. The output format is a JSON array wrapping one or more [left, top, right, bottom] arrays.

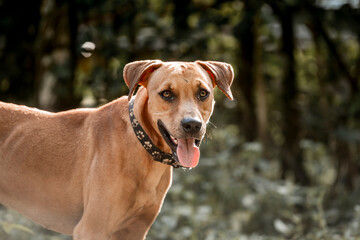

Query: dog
[[0, 60, 233, 240]]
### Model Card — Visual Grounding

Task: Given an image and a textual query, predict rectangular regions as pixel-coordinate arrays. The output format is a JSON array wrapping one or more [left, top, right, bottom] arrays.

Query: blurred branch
[[305, 2, 359, 94], [356, 33, 360, 80]]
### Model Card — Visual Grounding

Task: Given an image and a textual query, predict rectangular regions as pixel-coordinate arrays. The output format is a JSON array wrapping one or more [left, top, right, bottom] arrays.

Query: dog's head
[[123, 60, 234, 168]]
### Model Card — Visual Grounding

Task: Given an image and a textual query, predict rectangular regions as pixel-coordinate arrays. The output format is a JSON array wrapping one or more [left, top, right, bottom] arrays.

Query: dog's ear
[[196, 61, 234, 100], [123, 60, 163, 100]]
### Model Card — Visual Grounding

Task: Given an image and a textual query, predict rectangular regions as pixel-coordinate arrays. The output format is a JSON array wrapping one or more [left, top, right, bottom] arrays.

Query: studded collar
[[128, 98, 181, 168]]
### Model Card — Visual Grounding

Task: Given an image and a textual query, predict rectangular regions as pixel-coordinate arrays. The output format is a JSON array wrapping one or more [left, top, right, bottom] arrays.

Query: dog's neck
[[130, 88, 182, 168], [131, 88, 166, 149]]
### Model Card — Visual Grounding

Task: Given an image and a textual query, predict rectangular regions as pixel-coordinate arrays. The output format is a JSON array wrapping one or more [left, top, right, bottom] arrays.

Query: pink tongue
[[176, 138, 200, 168]]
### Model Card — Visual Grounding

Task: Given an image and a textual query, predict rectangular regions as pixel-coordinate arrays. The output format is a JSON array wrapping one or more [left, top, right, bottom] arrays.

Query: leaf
[[0, 220, 34, 234], [274, 219, 293, 236]]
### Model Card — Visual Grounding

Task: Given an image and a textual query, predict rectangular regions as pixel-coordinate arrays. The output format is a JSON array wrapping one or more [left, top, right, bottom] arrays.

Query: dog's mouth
[[158, 120, 201, 168]]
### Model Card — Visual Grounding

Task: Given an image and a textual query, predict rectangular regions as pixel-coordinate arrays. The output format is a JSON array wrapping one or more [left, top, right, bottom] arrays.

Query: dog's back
[[0, 102, 50, 141]]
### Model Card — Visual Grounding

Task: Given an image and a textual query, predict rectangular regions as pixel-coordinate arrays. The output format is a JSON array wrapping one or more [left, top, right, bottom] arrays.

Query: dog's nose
[[181, 118, 202, 134]]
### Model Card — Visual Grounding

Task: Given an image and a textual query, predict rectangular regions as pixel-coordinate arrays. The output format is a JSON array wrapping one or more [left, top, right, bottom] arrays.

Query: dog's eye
[[198, 89, 209, 100], [160, 90, 174, 101]]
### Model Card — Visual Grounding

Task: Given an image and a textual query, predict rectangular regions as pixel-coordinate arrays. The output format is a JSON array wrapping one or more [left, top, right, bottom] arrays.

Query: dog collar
[[128, 98, 181, 168]]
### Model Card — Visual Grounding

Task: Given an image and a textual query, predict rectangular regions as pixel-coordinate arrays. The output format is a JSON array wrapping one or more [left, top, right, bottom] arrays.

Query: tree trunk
[[0, 0, 42, 103], [269, 1, 310, 185], [253, 13, 269, 155], [34, 0, 80, 111], [234, 0, 261, 142]]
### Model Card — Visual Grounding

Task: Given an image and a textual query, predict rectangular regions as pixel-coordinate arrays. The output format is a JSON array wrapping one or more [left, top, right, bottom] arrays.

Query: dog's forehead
[[150, 62, 212, 87]]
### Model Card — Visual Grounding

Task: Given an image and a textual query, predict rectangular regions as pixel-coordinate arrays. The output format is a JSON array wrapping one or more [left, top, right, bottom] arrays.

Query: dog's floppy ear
[[196, 61, 234, 100], [123, 60, 163, 100]]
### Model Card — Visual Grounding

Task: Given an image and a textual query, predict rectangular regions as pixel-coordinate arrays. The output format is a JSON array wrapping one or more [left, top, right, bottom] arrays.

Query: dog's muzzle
[[158, 120, 202, 168]]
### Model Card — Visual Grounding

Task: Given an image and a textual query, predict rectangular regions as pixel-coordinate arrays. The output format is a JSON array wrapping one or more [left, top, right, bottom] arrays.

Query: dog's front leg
[[72, 186, 124, 240], [73, 208, 113, 240], [110, 209, 160, 240], [73, 202, 160, 240]]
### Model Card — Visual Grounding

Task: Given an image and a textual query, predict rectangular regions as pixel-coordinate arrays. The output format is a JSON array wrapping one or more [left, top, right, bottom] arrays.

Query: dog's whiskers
[[207, 121, 217, 129]]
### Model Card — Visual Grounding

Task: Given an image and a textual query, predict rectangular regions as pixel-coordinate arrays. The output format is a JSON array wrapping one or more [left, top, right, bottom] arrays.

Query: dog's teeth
[[170, 136, 178, 145]]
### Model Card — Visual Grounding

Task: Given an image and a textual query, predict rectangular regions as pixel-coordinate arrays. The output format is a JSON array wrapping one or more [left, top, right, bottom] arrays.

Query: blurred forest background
[[0, 0, 360, 239]]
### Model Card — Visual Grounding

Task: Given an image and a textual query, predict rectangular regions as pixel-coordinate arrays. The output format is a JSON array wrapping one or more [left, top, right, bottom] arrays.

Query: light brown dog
[[0, 60, 233, 240]]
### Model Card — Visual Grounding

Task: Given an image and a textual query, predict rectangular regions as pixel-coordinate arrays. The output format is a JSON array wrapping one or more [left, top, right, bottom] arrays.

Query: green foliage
[[147, 127, 360, 240]]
